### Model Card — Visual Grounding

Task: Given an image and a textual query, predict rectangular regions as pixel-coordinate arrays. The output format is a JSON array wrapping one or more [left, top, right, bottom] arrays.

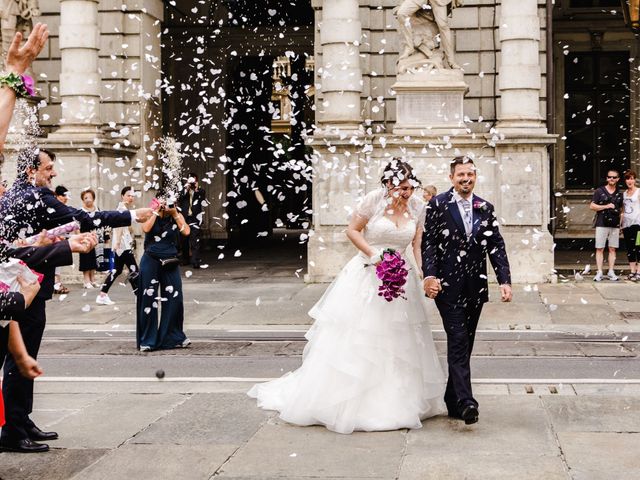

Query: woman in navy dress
[[136, 200, 191, 352]]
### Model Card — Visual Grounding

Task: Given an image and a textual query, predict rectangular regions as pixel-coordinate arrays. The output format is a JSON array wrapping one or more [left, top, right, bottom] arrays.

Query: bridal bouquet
[[373, 249, 408, 302]]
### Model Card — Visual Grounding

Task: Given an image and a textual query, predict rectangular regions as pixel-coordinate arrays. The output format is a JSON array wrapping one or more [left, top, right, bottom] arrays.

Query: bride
[[248, 159, 446, 434]]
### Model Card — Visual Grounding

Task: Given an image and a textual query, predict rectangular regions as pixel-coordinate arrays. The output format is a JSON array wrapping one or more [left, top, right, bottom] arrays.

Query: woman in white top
[[96, 186, 139, 305], [622, 170, 640, 280]]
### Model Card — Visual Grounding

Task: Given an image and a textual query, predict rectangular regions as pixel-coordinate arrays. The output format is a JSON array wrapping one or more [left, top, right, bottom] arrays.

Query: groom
[[422, 156, 512, 425]]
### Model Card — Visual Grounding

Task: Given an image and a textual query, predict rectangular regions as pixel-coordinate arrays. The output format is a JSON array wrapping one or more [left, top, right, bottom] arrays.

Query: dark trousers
[[180, 220, 201, 267], [622, 225, 640, 263], [101, 250, 139, 293], [1, 297, 46, 442], [435, 299, 484, 414], [136, 254, 187, 350]]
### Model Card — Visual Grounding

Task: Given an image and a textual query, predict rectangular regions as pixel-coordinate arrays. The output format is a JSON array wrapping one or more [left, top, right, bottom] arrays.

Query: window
[[564, 52, 630, 189]]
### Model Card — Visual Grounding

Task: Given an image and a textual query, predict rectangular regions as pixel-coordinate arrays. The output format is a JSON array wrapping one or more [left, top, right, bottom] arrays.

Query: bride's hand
[[423, 277, 441, 298]]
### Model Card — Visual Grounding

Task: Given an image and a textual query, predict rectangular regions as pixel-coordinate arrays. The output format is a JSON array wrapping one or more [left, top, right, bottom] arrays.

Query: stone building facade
[[2, 0, 637, 283]]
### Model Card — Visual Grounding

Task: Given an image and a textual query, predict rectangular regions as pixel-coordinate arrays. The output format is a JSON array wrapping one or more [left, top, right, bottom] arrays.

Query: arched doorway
[[161, 1, 315, 275]]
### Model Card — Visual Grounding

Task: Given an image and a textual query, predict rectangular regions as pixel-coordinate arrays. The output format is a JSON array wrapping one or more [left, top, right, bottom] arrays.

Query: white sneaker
[[593, 272, 604, 282], [179, 338, 191, 348], [139, 345, 151, 352], [83, 283, 94, 289], [96, 294, 115, 305], [607, 271, 619, 281]]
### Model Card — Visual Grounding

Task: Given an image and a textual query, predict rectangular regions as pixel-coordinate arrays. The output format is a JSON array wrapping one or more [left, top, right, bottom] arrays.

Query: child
[[423, 184, 437, 202]]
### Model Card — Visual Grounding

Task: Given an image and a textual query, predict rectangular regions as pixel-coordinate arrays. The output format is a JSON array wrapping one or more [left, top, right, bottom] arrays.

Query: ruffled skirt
[[248, 254, 446, 434]]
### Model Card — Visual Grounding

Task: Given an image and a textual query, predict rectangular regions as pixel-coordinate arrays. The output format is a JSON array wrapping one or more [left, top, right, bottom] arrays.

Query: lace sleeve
[[408, 195, 427, 229], [353, 189, 385, 220]]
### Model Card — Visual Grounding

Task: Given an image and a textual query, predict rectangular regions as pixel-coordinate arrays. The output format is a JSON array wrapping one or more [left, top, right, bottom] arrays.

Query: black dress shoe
[[461, 405, 479, 425], [0, 438, 49, 453], [27, 426, 58, 441]]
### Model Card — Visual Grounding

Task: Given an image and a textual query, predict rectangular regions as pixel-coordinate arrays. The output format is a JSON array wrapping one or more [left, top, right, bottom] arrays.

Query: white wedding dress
[[248, 189, 446, 434]]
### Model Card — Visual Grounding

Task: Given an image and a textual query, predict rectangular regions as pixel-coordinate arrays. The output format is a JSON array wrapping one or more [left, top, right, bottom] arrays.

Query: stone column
[[496, 0, 544, 132], [306, 0, 365, 281], [317, 0, 363, 130], [491, 0, 556, 283], [56, 0, 101, 135]]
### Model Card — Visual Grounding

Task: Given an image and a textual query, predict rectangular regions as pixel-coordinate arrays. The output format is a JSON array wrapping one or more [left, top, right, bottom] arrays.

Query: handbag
[[147, 252, 180, 269], [159, 257, 180, 269]]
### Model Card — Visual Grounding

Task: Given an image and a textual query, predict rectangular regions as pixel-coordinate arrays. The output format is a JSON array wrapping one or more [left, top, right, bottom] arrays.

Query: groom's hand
[[500, 284, 512, 302], [423, 277, 441, 299]]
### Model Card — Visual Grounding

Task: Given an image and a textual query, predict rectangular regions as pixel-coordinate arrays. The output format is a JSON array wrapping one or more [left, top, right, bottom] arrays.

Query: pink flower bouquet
[[373, 249, 408, 302]]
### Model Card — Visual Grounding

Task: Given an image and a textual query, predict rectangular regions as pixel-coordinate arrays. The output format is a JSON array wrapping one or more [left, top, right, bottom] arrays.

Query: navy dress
[[136, 215, 187, 350]]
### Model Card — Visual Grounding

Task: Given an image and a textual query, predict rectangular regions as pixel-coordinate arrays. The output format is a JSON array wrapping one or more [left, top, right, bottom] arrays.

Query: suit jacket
[[0, 180, 130, 300], [178, 187, 205, 225], [0, 292, 25, 319], [0, 182, 132, 239], [422, 188, 511, 306]]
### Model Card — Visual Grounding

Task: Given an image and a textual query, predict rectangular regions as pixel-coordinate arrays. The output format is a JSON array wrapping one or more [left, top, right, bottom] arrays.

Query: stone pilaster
[[55, 0, 102, 136], [496, 0, 544, 132], [316, 0, 363, 130], [492, 0, 556, 283], [306, 0, 366, 281]]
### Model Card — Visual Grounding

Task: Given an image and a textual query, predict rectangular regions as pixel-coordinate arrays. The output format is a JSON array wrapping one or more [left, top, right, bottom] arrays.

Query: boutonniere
[[473, 200, 488, 212]]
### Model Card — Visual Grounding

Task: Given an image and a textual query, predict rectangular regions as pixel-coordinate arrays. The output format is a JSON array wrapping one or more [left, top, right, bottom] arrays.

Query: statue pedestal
[[392, 68, 468, 136]]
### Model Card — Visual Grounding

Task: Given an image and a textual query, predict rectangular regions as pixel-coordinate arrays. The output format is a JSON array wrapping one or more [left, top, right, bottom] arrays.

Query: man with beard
[[0, 148, 152, 452], [422, 156, 512, 425]]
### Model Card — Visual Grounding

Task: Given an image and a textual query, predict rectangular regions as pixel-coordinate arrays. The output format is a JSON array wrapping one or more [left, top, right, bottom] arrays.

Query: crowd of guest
[[0, 23, 194, 454]]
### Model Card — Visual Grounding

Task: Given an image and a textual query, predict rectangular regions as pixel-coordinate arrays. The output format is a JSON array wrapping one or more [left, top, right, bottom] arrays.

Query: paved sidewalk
[[1, 276, 639, 479], [0, 383, 638, 479], [46, 278, 640, 333]]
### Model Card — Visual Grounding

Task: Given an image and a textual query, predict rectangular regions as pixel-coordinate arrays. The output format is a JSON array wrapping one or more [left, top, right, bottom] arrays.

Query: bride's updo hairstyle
[[380, 157, 421, 188]]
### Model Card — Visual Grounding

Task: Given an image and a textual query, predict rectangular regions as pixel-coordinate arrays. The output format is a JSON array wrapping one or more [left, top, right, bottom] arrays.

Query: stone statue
[[395, 0, 462, 74], [0, 0, 40, 63]]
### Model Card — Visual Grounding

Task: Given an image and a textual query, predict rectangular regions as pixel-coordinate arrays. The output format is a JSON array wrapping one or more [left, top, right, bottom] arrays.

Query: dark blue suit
[[422, 188, 511, 414], [0, 180, 132, 443]]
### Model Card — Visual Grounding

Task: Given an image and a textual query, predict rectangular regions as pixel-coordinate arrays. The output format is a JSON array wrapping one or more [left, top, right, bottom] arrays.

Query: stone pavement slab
[[132, 393, 270, 445], [44, 393, 186, 449], [558, 432, 640, 479], [537, 283, 598, 294], [540, 293, 608, 305], [542, 396, 640, 432], [68, 444, 237, 480], [398, 396, 566, 479], [217, 419, 406, 479], [480, 302, 552, 326], [0, 449, 108, 480], [213, 302, 314, 326], [549, 305, 623, 325], [399, 450, 567, 480], [593, 283, 640, 300]]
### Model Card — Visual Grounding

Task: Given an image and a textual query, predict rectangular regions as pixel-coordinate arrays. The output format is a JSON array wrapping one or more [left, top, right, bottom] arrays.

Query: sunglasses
[[607, 176, 619, 179]]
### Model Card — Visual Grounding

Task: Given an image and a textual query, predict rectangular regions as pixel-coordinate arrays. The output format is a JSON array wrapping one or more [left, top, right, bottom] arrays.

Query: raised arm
[[39, 191, 132, 231], [0, 23, 49, 152]]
